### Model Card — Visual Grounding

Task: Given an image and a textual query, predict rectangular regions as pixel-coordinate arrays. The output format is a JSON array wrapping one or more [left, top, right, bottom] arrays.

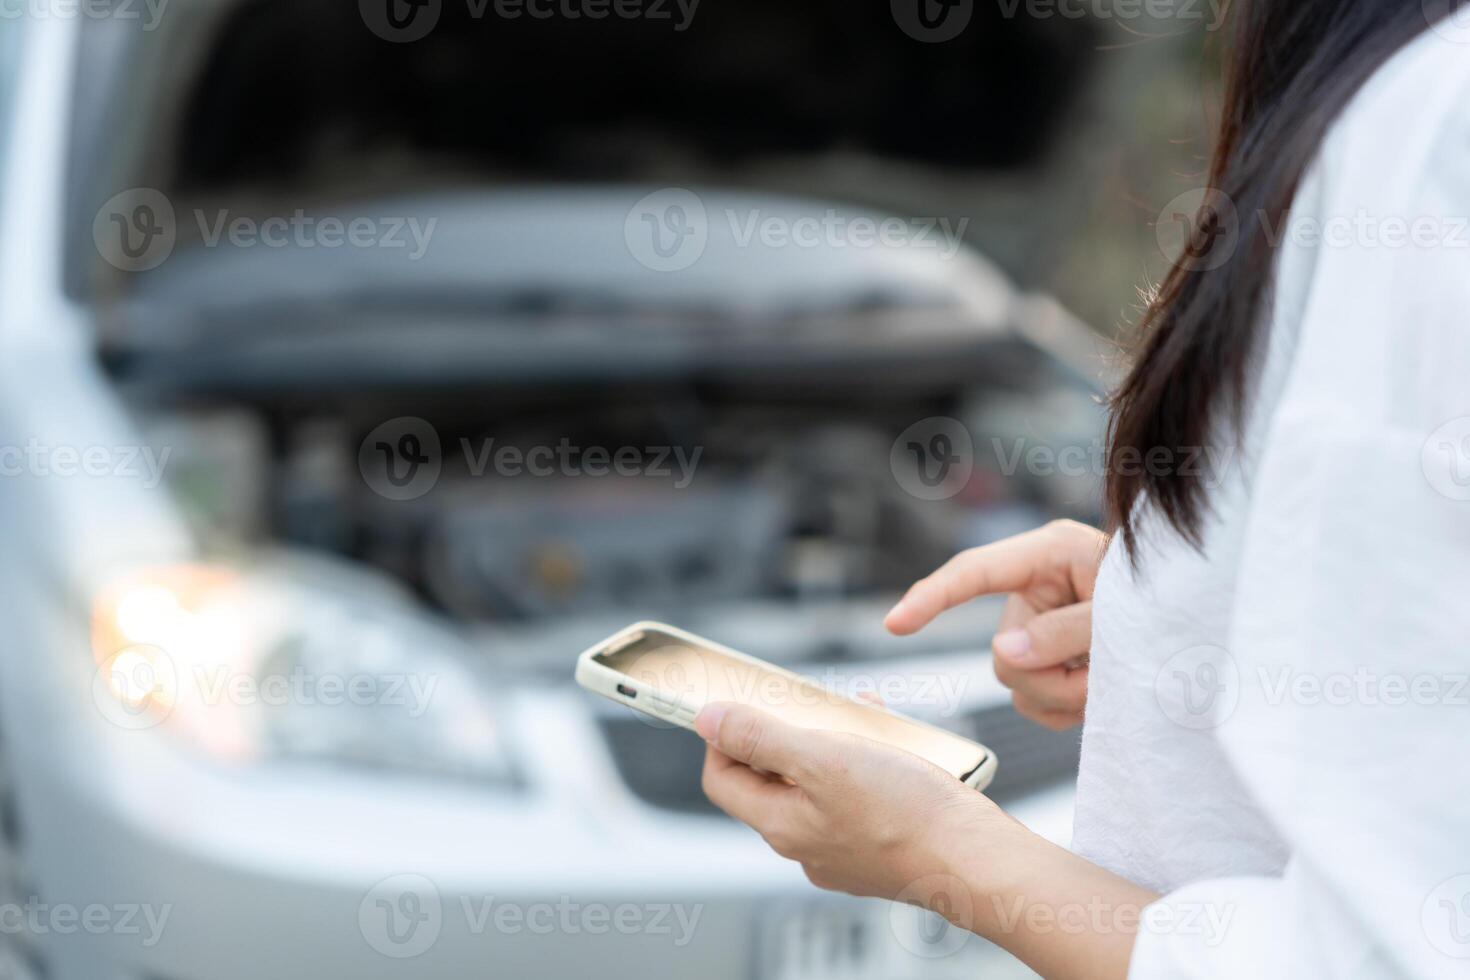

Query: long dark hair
[[1106, 0, 1466, 557]]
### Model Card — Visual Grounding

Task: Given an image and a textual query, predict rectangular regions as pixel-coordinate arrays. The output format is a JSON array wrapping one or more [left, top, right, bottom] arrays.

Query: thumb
[[695, 702, 814, 778]]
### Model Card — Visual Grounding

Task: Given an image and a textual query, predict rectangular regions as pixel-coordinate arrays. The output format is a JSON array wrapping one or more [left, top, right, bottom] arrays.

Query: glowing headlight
[[91, 559, 515, 784]]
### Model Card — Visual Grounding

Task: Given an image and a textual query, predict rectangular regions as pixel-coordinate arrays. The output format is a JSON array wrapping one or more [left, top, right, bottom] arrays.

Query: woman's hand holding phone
[[696, 702, 1008, 898], [694, 695, 1157, 980], [884, 520, 1107, 731], [696, 522, 1154, 980]]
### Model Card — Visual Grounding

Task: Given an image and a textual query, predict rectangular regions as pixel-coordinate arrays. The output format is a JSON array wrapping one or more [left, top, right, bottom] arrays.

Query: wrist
[[891, 793, 1038, 936], [934, 804, 1043, 938], [927, 805, 1160, 980]]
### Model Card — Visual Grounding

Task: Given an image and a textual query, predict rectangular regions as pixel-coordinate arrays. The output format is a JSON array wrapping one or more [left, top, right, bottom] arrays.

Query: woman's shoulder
[[1319, 29, 1470, 200], [1273, 27, 1470, 437]]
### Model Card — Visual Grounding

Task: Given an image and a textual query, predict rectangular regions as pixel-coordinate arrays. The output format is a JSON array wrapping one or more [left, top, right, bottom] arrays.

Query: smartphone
[[575, 621, 997, 791]]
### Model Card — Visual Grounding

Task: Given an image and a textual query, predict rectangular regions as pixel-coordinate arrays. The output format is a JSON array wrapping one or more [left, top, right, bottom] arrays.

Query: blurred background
[[0, 2, 1214, 977]]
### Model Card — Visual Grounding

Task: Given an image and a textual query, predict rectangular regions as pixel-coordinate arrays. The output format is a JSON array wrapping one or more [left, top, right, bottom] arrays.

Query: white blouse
[[1071, 28, 1470, 980]]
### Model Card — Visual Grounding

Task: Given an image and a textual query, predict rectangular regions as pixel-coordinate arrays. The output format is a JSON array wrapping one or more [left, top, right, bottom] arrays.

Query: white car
[[0, 8, 1101, 979]]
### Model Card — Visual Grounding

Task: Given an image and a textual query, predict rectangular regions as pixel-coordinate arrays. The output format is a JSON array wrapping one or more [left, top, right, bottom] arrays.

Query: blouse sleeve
[[1127, 36, 1470, 980]]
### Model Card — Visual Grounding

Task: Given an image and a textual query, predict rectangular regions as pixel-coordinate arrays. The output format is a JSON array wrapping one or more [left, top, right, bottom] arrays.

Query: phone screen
[[594, 629, 989, 781]]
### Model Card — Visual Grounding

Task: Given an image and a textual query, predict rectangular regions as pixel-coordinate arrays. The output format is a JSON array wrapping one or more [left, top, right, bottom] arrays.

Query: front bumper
[[14, 677, 1071, 980]]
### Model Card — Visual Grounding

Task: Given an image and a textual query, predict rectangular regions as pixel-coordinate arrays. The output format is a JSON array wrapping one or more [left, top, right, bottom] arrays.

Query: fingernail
[[993, 629, 1031, 661], [694, 704, 729, 742]]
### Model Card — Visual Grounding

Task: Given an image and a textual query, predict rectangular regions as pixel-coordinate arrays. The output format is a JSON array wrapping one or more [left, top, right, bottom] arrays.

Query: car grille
[[753, 896, 1038, 980], [756, 898, 874, 980]]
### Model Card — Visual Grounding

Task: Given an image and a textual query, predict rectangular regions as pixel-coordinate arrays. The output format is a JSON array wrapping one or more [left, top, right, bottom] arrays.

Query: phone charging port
[[616, 683, 637, 699]]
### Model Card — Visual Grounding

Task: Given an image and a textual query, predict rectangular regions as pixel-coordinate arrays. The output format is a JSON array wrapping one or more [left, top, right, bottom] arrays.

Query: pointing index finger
[[884, 527, 1055, 635]]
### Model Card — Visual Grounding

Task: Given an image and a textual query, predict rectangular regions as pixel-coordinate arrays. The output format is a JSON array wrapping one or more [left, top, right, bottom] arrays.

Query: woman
[[696, 3, 1470, 977]]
